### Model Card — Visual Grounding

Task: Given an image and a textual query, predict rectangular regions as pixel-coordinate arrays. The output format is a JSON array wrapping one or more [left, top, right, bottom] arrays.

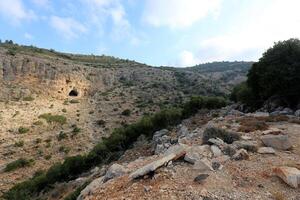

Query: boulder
[[232, 140, 258, 152], [212, 155, 230, 165], [153, 129, 169, 142], [129, 145, 187, 180], [258, 147, 276, 154], [177, 124, 189, 137], [184, 145, 212, 164], [193, 158, 213, 171], [295, 109, 300, 117], [273, 166, 300, 188], [211, 145, 222, 157], [77, 177, 105, 200], [103, 164, 127, 182], [261, 134, 292, 150], [232, 149, 249, 160]]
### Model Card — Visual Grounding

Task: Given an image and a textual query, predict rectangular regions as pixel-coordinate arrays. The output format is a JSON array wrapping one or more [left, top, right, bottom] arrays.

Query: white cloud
[[195, 0, 300, 62], [0, 0, 36, 24], [177, 50, 199, 67], [83, 0, 140, 43], [143, 0, 222, 28], [50, 16, 87, 40]]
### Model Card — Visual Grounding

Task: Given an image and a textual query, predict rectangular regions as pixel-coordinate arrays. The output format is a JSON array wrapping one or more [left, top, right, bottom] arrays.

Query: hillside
[[0, 43, 252, 195]]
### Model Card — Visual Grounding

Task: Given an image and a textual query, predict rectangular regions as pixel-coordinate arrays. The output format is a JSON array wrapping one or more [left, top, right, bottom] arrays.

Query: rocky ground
[[75, 108, 300, 200]]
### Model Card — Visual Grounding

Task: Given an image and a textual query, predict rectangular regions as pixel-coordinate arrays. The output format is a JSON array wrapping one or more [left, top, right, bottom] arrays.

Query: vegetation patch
[[23, 96, 34, 101], [18, 127, 29, 134], [121, 109, 131, 116], [39, 113, 67, 125], [69, 99, 80, 104], [4, 158, 34, 172], [203, 127, 240, 144]]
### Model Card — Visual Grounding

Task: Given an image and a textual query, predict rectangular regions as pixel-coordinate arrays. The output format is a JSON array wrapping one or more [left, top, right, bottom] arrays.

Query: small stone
[[258, 147, 275, 154], [232, 149, 249, 160], [273, 166, 300, 188], [212, 161, 221, 170], [261, 134, 292, 150], [194, 174, 209, 184]]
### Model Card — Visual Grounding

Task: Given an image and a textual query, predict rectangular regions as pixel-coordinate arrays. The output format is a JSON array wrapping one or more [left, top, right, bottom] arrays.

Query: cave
[[69, 89, 79, 97]]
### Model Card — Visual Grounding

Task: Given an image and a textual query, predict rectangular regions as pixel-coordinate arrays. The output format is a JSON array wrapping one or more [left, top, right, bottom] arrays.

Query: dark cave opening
[[69, 89, 79, 97]]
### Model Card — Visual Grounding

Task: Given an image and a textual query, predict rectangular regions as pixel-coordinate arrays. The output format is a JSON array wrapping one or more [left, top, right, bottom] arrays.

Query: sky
[[0, 0, 300, 67]]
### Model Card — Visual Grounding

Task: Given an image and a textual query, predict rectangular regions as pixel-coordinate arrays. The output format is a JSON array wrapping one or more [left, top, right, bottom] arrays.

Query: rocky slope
[[75, 108, 300, 200], [0, 43, 252, 195]]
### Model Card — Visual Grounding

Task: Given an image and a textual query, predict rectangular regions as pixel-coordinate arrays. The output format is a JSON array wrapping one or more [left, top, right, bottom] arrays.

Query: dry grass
[[271, 191, 286, 200], [237, 117, 269, 133]]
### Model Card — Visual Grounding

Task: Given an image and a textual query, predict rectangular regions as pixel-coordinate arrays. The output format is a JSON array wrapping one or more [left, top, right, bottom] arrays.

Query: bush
[[23, 96, 34, 101], [121, 109, 131, 116], [69, 99, 80, 104], [4, 158, 34, 172], [230, 82, 258, 108], [39, 113, 67, 125], [247, 39, 300, 108], [14, 141, 24, 147], [203, 127, 240, 144], [57, 131, 68, 141], [18, 127, 29, 134], [183, 96, 226, 117]]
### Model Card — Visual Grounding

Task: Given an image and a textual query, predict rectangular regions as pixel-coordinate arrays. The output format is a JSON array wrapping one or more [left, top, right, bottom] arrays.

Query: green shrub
[[245, 39, 300, 108], [14, 141, 24, 147], [69, 99, 80, 104], [203, 127, 240, 144], [230, 82, 258, 108], [23, 96, 34, 101], [4, 158, 34, 172], [62, 108, 67, 113], [121, 109, 131, 116], [64, 181, 90, 200], [39, 113, 67, 125], [18, 127, 29, 134], [57, 131, 68, 141]]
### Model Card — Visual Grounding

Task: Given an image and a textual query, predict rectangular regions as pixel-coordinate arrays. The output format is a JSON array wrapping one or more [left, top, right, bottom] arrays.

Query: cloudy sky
[[0, 0, 300, 67]]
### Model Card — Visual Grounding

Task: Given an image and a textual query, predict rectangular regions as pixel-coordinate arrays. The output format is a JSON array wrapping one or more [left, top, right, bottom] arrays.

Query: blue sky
[[1, 0, 300, 67]]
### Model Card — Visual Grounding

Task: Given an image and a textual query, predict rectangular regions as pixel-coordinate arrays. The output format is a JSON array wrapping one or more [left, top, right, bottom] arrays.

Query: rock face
[[273, 166, 300, 188], [261, 135, 292, 150]]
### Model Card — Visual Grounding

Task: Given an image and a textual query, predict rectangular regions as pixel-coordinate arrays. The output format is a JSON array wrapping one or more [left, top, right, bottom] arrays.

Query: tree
[[247, 38, 300, 108]]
